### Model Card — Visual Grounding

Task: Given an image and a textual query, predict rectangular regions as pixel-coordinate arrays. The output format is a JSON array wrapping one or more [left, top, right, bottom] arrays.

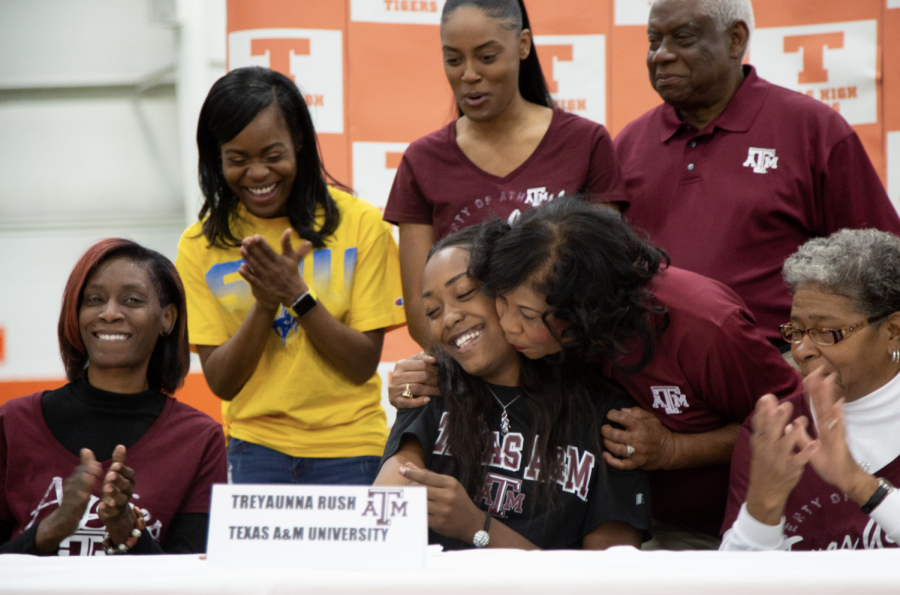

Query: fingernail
[[398, 467, 407, 476]]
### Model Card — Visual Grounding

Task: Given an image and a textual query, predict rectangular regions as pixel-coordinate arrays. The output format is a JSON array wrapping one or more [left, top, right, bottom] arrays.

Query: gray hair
[[653, 0, 754, 37], [783, 229, 900, 320]]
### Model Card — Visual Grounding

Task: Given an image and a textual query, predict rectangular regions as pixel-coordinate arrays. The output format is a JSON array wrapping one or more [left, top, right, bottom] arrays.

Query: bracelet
[[861, 478, 895, 515], [102, 505, 146, 555], [472, 509, 491, 548]]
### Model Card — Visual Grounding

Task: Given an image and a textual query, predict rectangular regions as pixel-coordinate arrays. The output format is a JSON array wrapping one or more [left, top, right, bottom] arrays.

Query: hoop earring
[[892, 348, 899, 364]]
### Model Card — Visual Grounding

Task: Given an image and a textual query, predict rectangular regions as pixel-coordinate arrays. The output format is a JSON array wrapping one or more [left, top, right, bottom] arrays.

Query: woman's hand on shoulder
[[34, 448, 102, 554], [601, 407, 676, 471], [399, 463, 483, 543], [97, 445, 139, 546], [239, 229, 312, 311], [388, 352, 441, 410]]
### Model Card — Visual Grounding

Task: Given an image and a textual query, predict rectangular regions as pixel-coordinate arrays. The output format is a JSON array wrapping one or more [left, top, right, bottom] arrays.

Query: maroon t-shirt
[[615, 66, 900, 341], [611, 266, 802, 535], [384, 108, 629, 240], [723, 392, 900, 550], [0, 393, 227, 556]]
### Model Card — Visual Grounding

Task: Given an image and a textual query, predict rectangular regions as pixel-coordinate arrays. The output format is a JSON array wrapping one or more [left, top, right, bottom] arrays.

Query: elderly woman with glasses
[[721, 229, 900, 551]]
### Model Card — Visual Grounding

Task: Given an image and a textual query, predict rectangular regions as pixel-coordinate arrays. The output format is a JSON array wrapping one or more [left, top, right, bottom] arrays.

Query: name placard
[[206, 484, 427, 570]]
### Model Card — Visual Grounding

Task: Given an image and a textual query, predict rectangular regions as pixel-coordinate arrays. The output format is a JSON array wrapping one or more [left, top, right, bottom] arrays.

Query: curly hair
[[196, 66, 343, 249], [58, 239, 189, 394], [783, 228, 900, 320], [425, 227, 609, 507], [469, 197, 669, 373]]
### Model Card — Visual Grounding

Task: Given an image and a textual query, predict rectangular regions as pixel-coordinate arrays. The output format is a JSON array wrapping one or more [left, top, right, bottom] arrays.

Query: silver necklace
[[488, 388, 522, 436]]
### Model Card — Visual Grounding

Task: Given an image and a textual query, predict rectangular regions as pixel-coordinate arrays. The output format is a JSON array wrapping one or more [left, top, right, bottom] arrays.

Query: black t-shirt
[[381, 383, 652, 549]]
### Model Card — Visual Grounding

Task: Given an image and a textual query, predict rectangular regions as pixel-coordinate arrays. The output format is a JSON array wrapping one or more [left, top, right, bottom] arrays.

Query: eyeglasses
[[779, 317, 880, 347]]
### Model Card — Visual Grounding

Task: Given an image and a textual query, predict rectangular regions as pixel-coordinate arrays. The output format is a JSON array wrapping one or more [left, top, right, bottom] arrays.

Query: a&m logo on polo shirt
[[743, 147, 778, 174], [651, 386, 689, 415], [751, 20, 877, 125], [228, 28, 344, 133], [534, 35, 607, 125]]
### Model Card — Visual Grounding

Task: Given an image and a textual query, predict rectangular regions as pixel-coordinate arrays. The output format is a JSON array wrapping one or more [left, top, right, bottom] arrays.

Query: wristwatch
[[861, 477, 895, 515], [472, 510, 491, 548], [287, 289, 317, 319]]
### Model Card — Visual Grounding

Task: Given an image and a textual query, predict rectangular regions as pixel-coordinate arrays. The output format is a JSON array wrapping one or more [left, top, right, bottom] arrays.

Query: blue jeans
[[227, 438, 380, 485]]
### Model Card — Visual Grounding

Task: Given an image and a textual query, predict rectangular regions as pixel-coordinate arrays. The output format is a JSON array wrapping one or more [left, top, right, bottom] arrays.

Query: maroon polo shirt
[[611, 266, 802, 535], [615, 66, 900, 341], [384, 108, 629, 241]]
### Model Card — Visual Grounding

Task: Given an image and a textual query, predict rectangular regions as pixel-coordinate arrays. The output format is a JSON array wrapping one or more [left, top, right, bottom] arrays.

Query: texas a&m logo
[[651, 386, 689, 415], [361, 489, 408, 526], [743, 147, 778, 174], [228, 28, 344, 133], [751, 20, 877, 125], [534, 35, 606, 125]]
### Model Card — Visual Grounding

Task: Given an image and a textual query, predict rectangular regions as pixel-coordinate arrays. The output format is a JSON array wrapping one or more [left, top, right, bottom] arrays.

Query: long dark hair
[[469, 198, 670, 374], [426, 228, 607, 506], [58, 239, 190, 395], [442, 0, 553, 117], [196, 66, 342, 249]]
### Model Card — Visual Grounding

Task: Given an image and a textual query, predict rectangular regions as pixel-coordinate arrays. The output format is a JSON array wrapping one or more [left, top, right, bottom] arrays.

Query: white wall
[[0, 0, 226, 380]]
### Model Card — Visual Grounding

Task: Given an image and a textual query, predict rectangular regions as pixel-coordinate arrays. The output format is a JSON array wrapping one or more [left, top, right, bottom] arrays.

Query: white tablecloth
[[2, 547, 899, 594]]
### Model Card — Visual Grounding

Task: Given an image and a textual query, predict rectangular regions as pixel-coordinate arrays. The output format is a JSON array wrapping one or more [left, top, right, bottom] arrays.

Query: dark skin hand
[[399, 463, 538, 550], [387, 352, 440, 409], [98, 445, 139, 546], [601, 407, 677, 471], [34, 449, 102, 555]]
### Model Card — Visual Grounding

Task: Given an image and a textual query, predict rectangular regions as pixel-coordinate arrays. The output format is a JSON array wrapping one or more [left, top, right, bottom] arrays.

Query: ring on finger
[[826, 418, 838, 430], [402, 383, 414, 399], [625, 444, 635, 458]]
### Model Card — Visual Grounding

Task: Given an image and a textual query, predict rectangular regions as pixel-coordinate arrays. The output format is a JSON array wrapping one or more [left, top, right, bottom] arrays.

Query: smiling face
[[790, 285, 897, 402], [79, 257, 176, 391], [423, 246, 520, 386], [220, 103, 298, 219], [496, 280, 568, 360], [646, 0, 744, 114], [440, 6, 530, 123]]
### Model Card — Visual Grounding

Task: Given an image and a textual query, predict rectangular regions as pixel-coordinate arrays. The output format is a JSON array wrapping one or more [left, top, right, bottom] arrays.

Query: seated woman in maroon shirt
[[383, 0, 627, 349], [0, 239, 227, 556], [390, 198, 801, 547], [721, 229, 900, 551]]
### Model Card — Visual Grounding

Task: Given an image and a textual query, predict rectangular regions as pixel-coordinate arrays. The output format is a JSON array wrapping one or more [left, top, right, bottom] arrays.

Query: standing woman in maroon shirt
[[383, 0, 628, 348]]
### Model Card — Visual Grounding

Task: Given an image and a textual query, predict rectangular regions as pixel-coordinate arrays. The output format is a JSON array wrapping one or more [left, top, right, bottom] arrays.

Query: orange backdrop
[[6, 1, 896, 420]]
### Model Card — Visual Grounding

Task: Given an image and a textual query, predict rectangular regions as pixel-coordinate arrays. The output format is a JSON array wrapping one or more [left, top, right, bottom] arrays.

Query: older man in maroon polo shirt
[[615, 0, 900, 352]]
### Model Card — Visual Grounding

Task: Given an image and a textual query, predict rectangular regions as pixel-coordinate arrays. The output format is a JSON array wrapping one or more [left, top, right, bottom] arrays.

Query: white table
[[2, 547, 899, 594]]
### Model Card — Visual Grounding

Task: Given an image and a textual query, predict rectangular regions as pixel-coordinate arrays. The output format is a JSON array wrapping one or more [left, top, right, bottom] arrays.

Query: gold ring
[[826, 418, 838, 430], [402, 383, 414, 399]]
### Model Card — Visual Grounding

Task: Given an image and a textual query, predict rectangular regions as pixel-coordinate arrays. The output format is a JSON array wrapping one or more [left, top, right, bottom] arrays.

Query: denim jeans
[[227, 438, 381, 485]]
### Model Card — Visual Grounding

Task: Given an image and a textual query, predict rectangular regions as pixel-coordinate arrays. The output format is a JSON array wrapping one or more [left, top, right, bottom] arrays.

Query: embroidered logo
[[742, 147, 778, 174], [651, 386, 689, 415]]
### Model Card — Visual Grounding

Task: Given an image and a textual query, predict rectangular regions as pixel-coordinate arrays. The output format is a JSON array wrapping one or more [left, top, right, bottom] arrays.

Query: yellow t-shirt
[[175, 188, 405, 457]]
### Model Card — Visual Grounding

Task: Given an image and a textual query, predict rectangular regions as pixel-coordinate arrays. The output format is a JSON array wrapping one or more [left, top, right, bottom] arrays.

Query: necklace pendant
[[500, 411, 510, 436]]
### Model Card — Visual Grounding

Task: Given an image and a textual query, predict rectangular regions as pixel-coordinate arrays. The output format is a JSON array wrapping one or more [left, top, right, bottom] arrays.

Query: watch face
[[290, 292, 317, 318]]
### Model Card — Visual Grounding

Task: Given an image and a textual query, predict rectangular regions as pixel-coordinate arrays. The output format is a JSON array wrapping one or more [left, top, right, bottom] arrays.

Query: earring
[[892, 348, 899, 363], [161, 328, 171, 337]]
